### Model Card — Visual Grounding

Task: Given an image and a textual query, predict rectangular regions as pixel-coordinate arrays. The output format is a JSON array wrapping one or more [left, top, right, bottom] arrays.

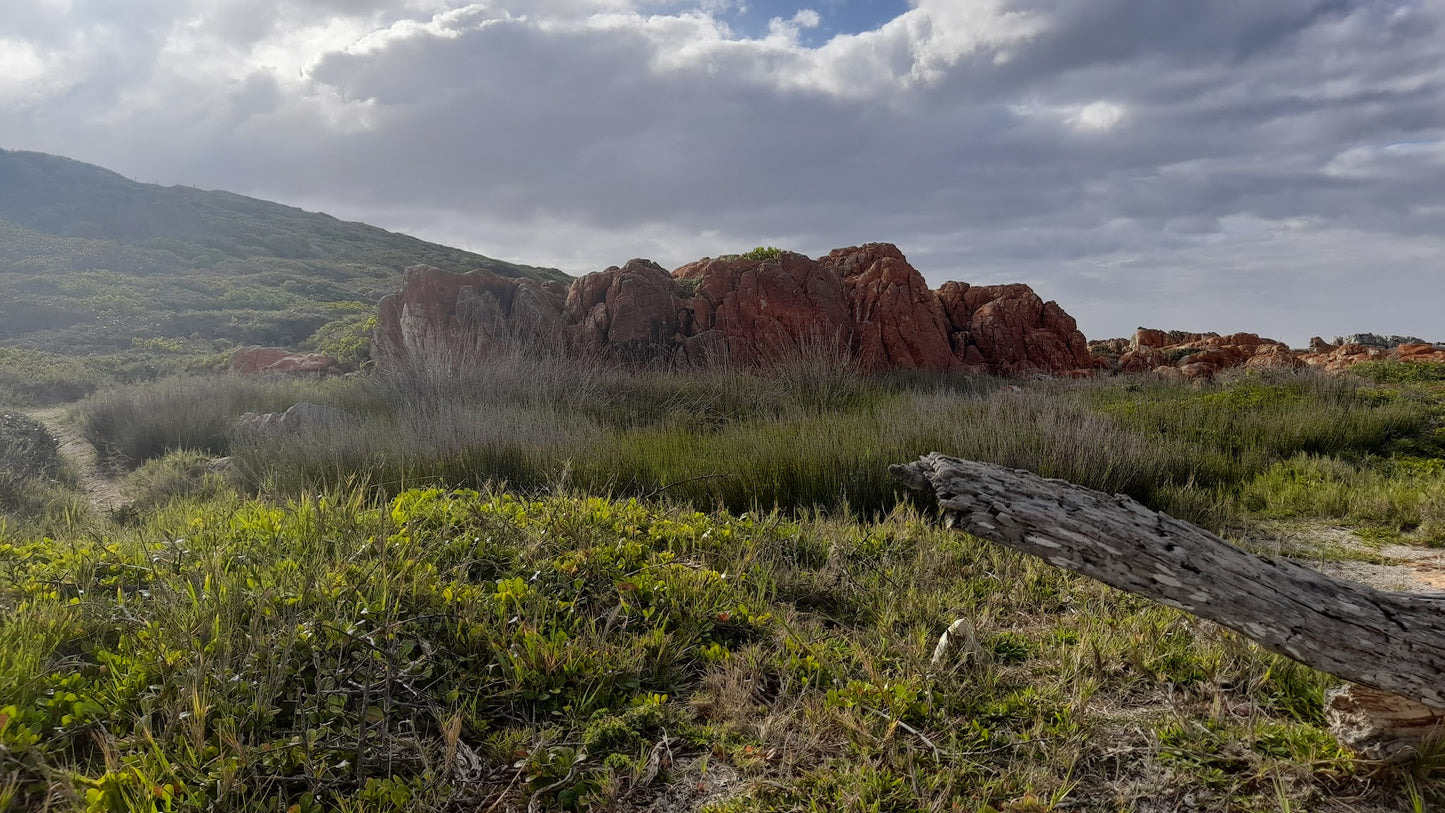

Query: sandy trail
[[26, 406, 127, 513], [1257, 521, 1445, 594]]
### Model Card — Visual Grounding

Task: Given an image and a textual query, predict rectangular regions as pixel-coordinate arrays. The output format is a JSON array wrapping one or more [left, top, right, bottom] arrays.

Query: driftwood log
[[892, 453, 1445, 761]]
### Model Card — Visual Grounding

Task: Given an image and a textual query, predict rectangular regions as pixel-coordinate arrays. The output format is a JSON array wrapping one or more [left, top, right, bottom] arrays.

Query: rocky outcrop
[[1334, 333, 1430, 349], [673, 251, 854, 366], [230, 346, 341, 376], [374, 266, 569, 370], [1091, 328, 1444, 378], [1107, 329, 1291, 379], [374, 244, 1095, 377], [1302, 342, 1445, 373]]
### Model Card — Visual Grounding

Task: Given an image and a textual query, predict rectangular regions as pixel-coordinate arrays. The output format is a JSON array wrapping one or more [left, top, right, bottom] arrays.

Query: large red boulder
[[822, 244, 958, 372], [942, 284, 1092, 376], [374, 265, 567, 368], [565, 259, 683, 361], [674, 251, 854, 366]]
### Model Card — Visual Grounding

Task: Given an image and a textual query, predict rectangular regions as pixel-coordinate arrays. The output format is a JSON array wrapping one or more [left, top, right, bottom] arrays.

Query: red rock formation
[[823, 244, 958, 372], [1114, 328, 1291, 380], [374, 265, 567, 368], [1102, 328, 1444, 378], [1300, 342, 1445, 372], [373, 244, 1096, 377], [1245, 344, 1305, 371], [673, 251, 854, 366], [564, 259, 682, 362], [230, 346, 341, 376]]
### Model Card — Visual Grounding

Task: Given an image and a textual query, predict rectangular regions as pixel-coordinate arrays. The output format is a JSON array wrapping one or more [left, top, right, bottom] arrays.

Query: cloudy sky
[[4, 0, 1443, 343]]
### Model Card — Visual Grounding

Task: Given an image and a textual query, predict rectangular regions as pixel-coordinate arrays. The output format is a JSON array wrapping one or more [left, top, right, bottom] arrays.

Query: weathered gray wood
[[891, 453, 1445, 712]]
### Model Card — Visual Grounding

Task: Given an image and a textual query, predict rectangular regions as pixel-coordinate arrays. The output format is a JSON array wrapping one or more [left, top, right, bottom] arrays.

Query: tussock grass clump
[[76, 357, 1432, 530], [0, 348, 102, 406], [1, 488, 1421, 812], [122, 449, 234, 511], [76, 375, 368, 468], [232, 364, 1426, 530], [1239, 453, 1445, 545]]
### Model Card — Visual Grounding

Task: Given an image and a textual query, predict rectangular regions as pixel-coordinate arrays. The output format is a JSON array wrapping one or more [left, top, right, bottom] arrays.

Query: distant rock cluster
[[1332, 333, 1431, 349], [1090, 329, 1445, 379], [373, 243, 1095, 377]]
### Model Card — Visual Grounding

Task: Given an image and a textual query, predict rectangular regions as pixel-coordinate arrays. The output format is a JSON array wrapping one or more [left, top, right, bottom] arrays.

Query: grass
[[75, 376, 377, 468], [77, 359, 1427, 530], [16, 358, 1443, 810], [1237, 454, 1445, 545]]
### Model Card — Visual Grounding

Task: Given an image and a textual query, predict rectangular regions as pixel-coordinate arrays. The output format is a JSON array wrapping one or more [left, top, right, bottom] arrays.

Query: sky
[[2, 0, 1443, 345]]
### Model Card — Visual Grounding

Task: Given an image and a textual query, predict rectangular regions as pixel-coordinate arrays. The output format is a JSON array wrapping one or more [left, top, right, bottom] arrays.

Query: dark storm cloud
[[1, 0, 1442, 343]]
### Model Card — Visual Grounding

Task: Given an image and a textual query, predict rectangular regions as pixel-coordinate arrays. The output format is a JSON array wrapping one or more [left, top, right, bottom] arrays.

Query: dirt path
[[27, 407, 127, 513], [1257, 520, 1445, 593]]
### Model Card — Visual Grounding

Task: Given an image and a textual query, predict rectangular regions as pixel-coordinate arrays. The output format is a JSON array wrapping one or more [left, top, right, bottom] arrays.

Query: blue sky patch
[[720, 0, 912, 43]]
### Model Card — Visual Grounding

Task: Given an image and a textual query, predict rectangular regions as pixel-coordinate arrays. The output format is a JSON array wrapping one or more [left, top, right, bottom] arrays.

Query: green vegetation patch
[[1351, 360, 1445, 384], [0, 488, 1396, 811]]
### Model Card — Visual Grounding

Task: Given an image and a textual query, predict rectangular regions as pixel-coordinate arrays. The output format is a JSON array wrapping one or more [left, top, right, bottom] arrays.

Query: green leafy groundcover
[[0, 487, 1418, 811], [0, 490, 784, 811]]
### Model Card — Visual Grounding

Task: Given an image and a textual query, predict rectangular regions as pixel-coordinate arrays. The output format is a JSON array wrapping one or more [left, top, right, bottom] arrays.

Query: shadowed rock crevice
[[374, 243, 1094, 376]]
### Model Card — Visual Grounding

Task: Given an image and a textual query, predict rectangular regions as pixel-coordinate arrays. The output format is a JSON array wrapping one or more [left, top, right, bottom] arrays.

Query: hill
[[0, 149, 565, 358]]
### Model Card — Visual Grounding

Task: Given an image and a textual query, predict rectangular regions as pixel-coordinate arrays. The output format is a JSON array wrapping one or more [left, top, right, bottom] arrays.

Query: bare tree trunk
[[892, 453, 1445, 760]]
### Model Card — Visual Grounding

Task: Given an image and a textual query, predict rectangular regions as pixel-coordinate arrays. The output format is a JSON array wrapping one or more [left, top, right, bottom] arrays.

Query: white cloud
[[0, 40, 56, 106], [1070, 100, 1124, 132]]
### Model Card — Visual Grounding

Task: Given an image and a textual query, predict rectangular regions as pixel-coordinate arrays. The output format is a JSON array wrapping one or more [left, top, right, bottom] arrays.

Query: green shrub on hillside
[[304, 313, 377, 369], [740, 246, 784, 262], [0, 348, 103, 405]]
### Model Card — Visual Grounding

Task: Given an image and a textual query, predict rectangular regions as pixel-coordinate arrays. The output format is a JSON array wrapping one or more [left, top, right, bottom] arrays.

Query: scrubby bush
[[0, 411, 86, 526], [0, 348, 103, 405], [0, 488, 1384, 812], [77, 376, 309, 467]]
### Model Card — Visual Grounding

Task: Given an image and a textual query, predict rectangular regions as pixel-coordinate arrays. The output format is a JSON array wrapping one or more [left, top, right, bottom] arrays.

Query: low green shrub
[[0, 412, 88, 529], [1351, 360, 1445, 384], [0, 348, 103, 406]]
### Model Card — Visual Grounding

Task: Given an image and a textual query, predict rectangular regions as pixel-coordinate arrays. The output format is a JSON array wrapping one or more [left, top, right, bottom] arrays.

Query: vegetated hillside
[[0, 149, 566, 357]]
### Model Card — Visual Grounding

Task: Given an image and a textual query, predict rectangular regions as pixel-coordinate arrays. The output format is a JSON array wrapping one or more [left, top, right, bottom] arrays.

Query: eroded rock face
[[1111, 329, 1292, 380], [374, 243, 1095, 377], [374, 266, 568, 369], [230, 346, 341, 376], [565, 259, 683, 362], [674, 251, 854, 366]]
